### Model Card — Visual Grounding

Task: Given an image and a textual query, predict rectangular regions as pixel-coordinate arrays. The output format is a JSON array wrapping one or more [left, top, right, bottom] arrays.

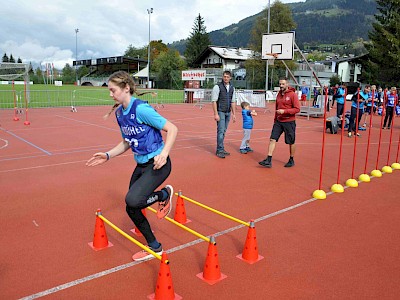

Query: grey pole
[[147, 8, 153, 88], [75, 28, 79, 85], [265, 0, 271, 91]]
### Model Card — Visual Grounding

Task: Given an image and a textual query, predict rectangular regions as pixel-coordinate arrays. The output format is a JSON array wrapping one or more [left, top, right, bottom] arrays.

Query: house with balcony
[[192, 46, 255, 86], [293, 55, 363, 88]]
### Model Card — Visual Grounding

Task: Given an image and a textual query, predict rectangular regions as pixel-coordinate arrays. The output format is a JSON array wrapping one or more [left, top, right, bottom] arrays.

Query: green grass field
[[0, 84, 185, 108]]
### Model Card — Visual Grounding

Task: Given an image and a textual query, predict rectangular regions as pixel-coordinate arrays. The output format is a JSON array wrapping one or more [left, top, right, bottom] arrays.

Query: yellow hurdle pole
[[176, 193, 250, 227], [146, 207, 215, 245], [96, 213, 167, 264]]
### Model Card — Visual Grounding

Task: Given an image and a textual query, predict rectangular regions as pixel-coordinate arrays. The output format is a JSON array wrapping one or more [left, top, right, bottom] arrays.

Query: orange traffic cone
[[174, 191, 191, 224], [131, 209, 147, 237], [196, 236, 227, 285], [147, 252, 182, 300], [237, 220, 264, 264], [88, 209, 113, 251]]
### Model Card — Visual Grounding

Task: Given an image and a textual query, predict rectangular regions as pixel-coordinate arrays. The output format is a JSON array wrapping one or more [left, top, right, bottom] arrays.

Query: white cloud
[[0, 0, 304, 69]]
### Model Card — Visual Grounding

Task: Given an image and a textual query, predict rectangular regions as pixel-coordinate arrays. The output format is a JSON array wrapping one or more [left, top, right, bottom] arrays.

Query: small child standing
[[240, 101, 257, 154]]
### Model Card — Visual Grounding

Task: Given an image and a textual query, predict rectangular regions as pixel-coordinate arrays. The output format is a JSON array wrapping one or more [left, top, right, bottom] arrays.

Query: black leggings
[[337, 103, 344, 119], [383, 106, 394, 128], [125, 157, 171, 244], [348, 106, 363, 133]]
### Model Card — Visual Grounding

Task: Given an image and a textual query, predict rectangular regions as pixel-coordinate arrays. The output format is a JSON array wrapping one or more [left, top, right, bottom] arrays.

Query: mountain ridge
[[169, 0, 377, 53]]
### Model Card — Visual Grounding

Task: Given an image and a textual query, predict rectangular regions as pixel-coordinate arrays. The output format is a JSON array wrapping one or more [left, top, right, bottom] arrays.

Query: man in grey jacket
[[211, 70, 236, 158]]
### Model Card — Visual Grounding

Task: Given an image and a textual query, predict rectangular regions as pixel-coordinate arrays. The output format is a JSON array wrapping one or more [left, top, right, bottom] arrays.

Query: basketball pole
[[265, 0, 271, 91], [294, 41, 323, 90]]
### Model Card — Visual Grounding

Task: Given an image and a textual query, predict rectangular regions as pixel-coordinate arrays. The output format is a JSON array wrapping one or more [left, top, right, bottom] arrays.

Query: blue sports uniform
[[348, 90, 368, 134], [383, 92, 399, 128], [335, 87, 346, 118], [116, 97, 166, 163]]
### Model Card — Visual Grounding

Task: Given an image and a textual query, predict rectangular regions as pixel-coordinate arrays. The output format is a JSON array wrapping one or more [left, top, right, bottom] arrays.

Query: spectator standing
[[383, 87, 398, 129], [259, 77, 300, 168], [348, 85, 371, 137], [300, 81, 309, 106], [211, 70, 236, 158], [239, 101, 257, 154]]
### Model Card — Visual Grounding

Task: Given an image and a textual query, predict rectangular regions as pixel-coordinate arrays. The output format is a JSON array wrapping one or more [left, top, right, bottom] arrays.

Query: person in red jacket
[[259, 77, 300, 168]]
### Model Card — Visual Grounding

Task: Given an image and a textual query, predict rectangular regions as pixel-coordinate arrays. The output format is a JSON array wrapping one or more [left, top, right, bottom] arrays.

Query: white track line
[[0, 138, 8, 150], [19, 191, 334, 300]]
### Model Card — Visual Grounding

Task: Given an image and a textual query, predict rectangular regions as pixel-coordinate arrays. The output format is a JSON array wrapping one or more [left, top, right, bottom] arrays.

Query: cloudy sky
[[0, 0, 304, 69]]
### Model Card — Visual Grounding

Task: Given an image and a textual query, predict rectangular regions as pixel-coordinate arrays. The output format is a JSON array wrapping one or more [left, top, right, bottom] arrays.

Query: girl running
[[86, 71, 178, 261]]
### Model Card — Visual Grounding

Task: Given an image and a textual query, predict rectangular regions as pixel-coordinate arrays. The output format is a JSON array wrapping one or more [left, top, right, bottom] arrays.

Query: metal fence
[[0, 88, 273, 109], [0, 89, 186, 109]]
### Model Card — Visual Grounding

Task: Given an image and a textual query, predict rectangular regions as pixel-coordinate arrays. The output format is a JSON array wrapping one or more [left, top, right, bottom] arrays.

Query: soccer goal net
[[0, 62, 31, 107]]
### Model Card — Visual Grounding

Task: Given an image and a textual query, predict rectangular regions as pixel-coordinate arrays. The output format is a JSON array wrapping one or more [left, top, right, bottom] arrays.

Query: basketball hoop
[[265, 53, 278, 65]]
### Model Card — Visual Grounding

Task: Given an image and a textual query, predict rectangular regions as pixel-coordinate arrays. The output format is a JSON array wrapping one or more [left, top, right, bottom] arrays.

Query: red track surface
[[1, 104, 399, 299]]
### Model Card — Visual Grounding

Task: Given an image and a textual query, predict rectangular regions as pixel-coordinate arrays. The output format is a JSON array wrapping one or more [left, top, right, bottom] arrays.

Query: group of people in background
[[331, 84, 400, 137], [308, 82, 400, 137]]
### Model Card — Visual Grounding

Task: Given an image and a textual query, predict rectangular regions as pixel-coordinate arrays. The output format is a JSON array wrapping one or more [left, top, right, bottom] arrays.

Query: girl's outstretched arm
[[86, 140, 130, 167]]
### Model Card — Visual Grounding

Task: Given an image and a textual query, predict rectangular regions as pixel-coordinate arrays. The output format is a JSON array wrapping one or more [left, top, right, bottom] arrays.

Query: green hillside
[[169, 0, 377, 53]]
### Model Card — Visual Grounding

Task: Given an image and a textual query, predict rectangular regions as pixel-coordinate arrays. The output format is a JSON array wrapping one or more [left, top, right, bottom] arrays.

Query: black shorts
[[270, 120, 296, 144]]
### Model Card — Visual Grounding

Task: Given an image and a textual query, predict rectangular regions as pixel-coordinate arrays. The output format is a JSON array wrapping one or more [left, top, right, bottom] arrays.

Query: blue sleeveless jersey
[[367, 91, 378, 107], [115, 98, 165, 163], [387, 93, 397, 107]]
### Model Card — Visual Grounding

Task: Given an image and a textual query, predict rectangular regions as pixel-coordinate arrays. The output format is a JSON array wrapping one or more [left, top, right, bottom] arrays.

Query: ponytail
[[103, 103, 120, 120], [104, 71, 157, 119]]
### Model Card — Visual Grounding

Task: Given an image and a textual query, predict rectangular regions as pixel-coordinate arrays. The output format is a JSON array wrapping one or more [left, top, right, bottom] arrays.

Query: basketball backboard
[[261, 31, 295, 60]]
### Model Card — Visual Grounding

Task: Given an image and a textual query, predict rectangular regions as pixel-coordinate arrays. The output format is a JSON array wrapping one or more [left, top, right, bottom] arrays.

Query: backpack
[[326, 116, 339, 134]]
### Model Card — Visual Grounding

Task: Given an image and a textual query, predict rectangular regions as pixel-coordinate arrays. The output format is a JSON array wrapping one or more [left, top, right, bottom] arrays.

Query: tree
[[77, 66, 89, 78], [330, 74, 341, 86], [61, 64, 75, 84], [150, 40, 169, 62], [17, 57, 22, 63], [361, 0, 400, 86], [249, 1, 296, 53], [33, 67, 44, 84], [124, 44, 147, 59], [306, 51, 326, 62], [153, 49, 186, 89], [2, 53, 9, 62], [184, 14, 211, 68], [247, 1, 297, 89], [9, 54, 15, 63]]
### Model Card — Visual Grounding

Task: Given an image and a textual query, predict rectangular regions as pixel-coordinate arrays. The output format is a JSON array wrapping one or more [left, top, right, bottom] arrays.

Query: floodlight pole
[[147, 8, 153, 88], [265, 0, 271, 91], [75, 28, 79, 85]]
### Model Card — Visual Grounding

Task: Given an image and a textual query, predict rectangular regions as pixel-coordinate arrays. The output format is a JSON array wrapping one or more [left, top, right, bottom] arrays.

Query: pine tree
[[362, 0, 400, 86], [184, 14, 211, 68], [2, 53, 9, 62]]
